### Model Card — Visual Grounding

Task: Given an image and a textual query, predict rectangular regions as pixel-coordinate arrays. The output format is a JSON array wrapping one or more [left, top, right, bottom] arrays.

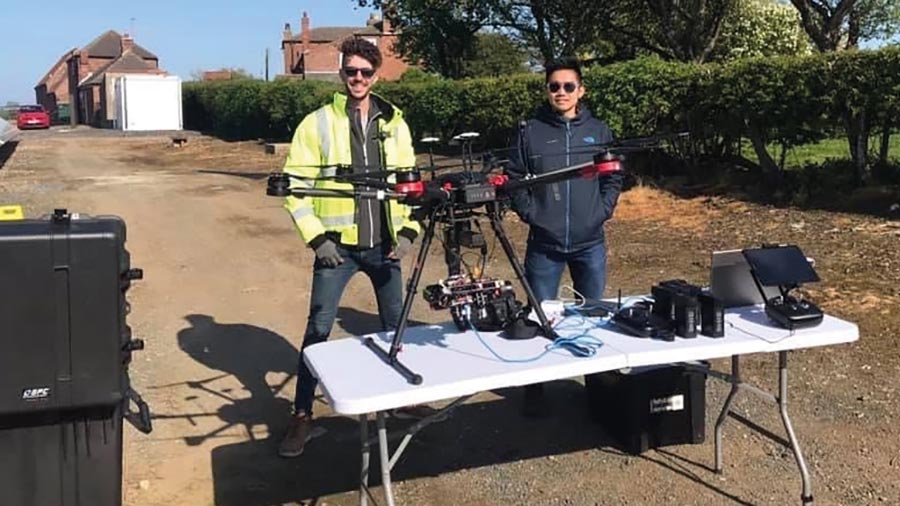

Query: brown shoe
[[278, 414, 314, 458]]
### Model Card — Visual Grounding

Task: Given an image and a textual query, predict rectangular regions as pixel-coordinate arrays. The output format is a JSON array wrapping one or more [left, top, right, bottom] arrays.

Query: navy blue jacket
[[507, 105, 623, 253]]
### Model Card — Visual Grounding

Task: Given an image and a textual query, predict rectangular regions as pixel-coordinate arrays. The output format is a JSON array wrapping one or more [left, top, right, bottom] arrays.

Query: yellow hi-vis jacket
[[283, 92, 421, 247]]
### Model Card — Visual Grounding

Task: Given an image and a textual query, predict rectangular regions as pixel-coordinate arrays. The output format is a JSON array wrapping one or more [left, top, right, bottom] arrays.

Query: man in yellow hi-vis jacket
[[279, 37, 421, 458]]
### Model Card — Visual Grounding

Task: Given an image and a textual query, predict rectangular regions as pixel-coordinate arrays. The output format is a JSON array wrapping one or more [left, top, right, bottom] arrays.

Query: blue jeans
[[524, 241, 608, 303], [294, 243, 402, 415]]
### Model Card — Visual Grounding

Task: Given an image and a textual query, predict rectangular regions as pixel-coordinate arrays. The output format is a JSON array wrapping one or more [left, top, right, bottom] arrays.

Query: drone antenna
[[421, 136, 440, 180], [453, 132, 481, 181]]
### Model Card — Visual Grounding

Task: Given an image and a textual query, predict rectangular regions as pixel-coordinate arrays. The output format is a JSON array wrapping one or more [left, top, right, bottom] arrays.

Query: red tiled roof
[[79, 51, 161, 87], [82, 30, 158, 59], [286, 25, 383, 43]]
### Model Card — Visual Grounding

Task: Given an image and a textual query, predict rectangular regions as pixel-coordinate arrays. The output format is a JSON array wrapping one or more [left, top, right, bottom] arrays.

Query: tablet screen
[[742, 246, 820, 286]]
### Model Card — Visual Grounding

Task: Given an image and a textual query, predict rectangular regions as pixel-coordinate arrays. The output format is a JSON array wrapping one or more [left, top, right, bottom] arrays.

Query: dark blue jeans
[[524, 241, 608, 303], [294, 243, 402, 415]]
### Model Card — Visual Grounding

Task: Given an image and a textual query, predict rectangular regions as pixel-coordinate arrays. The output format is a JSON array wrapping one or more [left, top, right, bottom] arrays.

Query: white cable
[[559, 284, 586, 308], [726, 321, 795, 344]]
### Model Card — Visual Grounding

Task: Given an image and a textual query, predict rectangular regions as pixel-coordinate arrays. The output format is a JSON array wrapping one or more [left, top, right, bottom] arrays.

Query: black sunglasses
[[342, 66, 376, 79], [547, 81, 579, 93]]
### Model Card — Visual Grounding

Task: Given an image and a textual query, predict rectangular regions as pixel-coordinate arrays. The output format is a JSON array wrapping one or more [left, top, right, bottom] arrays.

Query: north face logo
[[22, 388, 51, 400]]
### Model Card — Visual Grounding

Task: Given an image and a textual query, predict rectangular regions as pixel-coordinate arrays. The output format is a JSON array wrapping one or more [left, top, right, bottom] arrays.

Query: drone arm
[[283, 115, 328, 245]]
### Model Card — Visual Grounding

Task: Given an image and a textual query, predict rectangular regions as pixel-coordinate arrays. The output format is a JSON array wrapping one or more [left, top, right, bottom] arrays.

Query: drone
[[266, 131, 681, 384]]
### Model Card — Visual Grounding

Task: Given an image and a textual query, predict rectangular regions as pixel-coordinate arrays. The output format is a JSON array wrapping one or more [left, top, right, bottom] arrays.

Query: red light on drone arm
[[595, 158, 622, 175], [582, 153, 622, 178], [488, 174, 509, 186], [396, 181, 424, 197]]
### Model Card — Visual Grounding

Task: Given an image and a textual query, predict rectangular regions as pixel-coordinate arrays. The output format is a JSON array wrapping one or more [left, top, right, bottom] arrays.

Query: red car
[[16, 105, 51, 130]]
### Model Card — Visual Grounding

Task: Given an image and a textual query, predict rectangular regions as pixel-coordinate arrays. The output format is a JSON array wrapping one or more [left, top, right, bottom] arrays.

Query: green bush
[[583, 57, 700, 138], [182, 49, 900, 187], [183, 79, 337, 140]]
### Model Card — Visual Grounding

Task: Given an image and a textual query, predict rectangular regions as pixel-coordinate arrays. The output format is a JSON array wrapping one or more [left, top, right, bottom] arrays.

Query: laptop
[[710, 250, 781, 308]]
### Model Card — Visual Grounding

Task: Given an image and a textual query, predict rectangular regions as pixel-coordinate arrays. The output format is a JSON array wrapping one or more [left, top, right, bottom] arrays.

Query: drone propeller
[[450, 132, 480, 144]]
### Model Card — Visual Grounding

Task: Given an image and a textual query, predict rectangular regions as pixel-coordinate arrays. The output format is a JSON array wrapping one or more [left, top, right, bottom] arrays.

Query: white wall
[[115, 75, 183, 131]]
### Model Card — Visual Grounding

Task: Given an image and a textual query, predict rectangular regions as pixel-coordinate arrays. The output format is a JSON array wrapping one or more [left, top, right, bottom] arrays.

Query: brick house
[[202, 70, 235, 81], [281, 12, 409, 81], [33, 51, 75, 123], [35, 31, 166, 126]]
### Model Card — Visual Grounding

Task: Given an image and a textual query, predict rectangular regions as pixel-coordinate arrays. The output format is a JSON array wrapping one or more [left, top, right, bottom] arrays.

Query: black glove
[[390, 236, 413, 260], [314, 240, 344, 268]]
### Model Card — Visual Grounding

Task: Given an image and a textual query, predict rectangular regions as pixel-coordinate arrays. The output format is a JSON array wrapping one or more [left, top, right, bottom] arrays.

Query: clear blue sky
[[2, 2, 895, 106], [0, 0, 373, 105]]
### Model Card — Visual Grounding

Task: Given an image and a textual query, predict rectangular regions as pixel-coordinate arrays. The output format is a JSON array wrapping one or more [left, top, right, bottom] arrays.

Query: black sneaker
[[522, 383, 550, 418]]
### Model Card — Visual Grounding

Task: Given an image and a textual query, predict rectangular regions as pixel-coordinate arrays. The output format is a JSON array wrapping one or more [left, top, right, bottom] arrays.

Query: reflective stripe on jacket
[[283, 92, 421, 246]]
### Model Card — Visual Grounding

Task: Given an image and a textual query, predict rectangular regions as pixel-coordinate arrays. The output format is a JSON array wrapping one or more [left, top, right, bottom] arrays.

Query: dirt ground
[[1, 129, 898, 506]]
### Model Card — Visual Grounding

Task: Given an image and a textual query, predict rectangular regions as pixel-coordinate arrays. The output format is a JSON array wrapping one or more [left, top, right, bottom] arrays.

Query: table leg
[[376, 411, 396, 506], [715, 355, 740, 473], [712, 353, 814, 505], [778, 351, 814, 505], [359, 414, 370, 506]]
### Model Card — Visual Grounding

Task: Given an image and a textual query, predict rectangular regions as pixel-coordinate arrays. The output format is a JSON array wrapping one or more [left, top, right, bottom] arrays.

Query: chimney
[[283, 22, 292, 39], [75, 49, 90, 83], [301, 12, 310, 47], [381, 13, 391, 34], [121, 33, 134, 53]]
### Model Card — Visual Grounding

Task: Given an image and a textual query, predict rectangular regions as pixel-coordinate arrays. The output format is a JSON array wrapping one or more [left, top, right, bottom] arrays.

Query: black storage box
[[585, 363, 707, 455], [0, 210, 149, 506]]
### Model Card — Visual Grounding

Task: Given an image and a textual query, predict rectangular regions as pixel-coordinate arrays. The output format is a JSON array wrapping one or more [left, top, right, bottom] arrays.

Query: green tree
[[789, 0, 900, 51], [602, 0, 738, 63], [357, 0, 736, 67], [712, 0, 813, 61], [358, 0, 609, 66], [486, 0, 608, 62], [357, 0, 491, 78], [461, 32, 530, 78], [788, 0, 900, 180]]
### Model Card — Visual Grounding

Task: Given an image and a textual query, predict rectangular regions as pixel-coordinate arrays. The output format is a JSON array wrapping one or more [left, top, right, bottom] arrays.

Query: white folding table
[[304, 306, 859, 506]]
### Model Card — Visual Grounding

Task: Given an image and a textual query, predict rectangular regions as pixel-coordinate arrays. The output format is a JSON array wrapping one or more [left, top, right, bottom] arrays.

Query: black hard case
[[0, 213, 143, 506]]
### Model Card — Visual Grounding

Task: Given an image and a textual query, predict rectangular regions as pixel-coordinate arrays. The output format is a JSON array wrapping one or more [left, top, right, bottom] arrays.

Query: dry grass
[[614, 184, 721, 234]]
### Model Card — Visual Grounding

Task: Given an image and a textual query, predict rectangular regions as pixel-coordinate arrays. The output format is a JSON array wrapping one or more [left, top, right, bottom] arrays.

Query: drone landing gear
[[364, 203, 556, 385]]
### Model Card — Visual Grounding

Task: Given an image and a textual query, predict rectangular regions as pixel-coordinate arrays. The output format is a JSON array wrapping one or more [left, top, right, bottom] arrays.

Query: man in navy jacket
[[507, 58, 624, 415]]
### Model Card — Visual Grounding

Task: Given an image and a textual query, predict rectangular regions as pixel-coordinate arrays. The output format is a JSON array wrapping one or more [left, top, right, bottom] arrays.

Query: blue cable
[[465, 309, 605, 363]]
